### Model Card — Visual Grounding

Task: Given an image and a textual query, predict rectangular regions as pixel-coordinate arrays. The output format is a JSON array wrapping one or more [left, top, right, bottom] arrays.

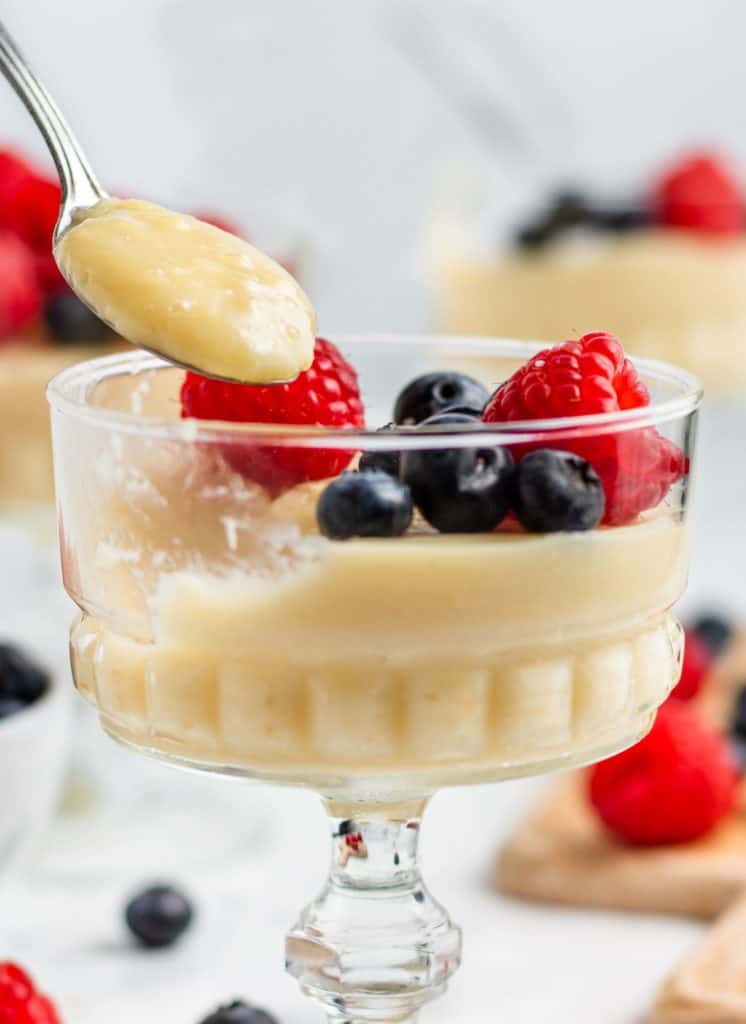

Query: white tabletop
[[1, 742, 706, 1024]]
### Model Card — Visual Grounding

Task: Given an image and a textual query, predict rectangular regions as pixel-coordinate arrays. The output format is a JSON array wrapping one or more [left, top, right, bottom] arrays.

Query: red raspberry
[[0, 962, 61, 1023], [0, 149, 66, 295], [33, 250, 67, 296], [0, 233, 43, 338], [588, 702, 738, 846], [2, 174, 61, 252], [482, 331, 685, 525], [670, 628, 711, 701], [181, 336, 365, 493], [651, 152, 744, 235]]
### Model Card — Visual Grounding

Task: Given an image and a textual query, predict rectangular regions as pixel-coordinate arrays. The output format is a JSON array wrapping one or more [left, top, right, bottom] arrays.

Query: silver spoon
[[0, 19, 297, 385]]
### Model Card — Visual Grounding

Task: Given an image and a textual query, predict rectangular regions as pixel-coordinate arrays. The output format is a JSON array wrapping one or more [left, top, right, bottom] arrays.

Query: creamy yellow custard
[[67, 489, 687, 786], [55, 198, 316, 383], [434, 231, 746, 395]]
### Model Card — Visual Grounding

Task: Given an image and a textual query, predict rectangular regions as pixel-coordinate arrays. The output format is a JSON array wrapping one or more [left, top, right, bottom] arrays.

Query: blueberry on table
[[125, 884, 194, 948], [513, 449, 604, 533], [198, 1001, 279, 1024], [317, 471, 413, 540], [0, 696, 27, 719], [393, 372, 489, 425], [44, 292, 113, 344], [692, 612, 733, 657], [400, 412, 513, 533], [358, 423, 402, 478], [0, 644, 49, 705]]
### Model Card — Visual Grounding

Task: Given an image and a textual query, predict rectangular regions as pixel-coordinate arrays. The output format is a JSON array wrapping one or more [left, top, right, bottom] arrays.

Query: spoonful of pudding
[[0, 20, 316, 384]]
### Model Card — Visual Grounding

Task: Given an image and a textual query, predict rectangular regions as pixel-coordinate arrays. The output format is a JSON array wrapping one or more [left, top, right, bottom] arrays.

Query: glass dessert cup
[[48, 336, 701, 1023]]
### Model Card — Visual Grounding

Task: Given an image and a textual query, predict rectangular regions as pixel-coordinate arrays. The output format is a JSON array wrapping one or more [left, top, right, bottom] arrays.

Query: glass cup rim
[[46, 333, 703, 449]]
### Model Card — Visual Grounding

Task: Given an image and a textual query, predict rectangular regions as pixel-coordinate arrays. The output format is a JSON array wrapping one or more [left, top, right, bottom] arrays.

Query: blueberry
[[393, 372, 489, 425], [358, 423, 402, 478], [730, 734, 746, 774], [44, 292, 113, 345], [198, 1001, 278, 1024], [731, 685, 746, 740], [513, 449, 604, 533], [0, 696, 27, 719], [514, 189, 590, 250], [400, 412, 513, 533], [591, 205, 650, 232], [125, 884, 194, 948], [317, 471, 413, 540], [692, 612, 733, 657], [0, 645, 49, 704]]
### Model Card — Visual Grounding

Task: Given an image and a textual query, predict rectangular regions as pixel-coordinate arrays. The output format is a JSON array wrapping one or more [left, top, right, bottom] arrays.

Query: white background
[[2, 0, 746, 329], [0, 3, 743, 1021]]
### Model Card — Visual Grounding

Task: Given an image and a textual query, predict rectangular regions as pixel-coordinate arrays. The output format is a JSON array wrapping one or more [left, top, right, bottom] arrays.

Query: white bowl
[[0, 667, 71, 881]]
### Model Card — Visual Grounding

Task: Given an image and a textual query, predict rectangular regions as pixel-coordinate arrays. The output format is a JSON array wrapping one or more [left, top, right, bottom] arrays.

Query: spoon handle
[[0, 19, 104, 232]]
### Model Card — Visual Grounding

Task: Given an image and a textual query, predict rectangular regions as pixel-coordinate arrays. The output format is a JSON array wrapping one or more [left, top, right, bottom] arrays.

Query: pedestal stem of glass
[[286, 797, 462, 1023]]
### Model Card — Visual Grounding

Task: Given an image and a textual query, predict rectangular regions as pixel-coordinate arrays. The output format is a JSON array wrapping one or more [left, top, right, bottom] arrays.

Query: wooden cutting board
[[497, 774, 746, 920], [496, 630, 746, 920], [651, 892, 746, 1022]]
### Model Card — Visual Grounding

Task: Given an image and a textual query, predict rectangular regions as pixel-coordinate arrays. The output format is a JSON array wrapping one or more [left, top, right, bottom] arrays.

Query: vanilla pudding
[[50, 348, 693, 794], [69, 525, 685, 787], [55, 198, 316, 384], [435, 232, 746, 395]]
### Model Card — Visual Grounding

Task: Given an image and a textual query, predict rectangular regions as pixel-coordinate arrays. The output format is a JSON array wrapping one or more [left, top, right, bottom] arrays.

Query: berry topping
[[0, 151, 36, 216], [181, 337, 365, 493], [3, 173, 60, 252], [125, 883, 194, 948], [590, 205, 650, 232], [400, 412, 514, 533], [0, 233, 42, 338], [0, 961, 61, 1023], [0, 644, 49, 711], [512, 449, 605, 533], [514, 190, 590, 250], [482, 331, 685, 525], [589, 702, 738, 846], [0, 149, 67, 295], [317, 470, 413, 540], [393, 372, 489, 425], [651, 152, 745, 235], [358, 423, 402, 477], [44, 292, 113, 344], [670, 628, 711, 701], [691, 611, 734, 657], [198, 1000, 278, 1024], [730, 684, 746, 741]]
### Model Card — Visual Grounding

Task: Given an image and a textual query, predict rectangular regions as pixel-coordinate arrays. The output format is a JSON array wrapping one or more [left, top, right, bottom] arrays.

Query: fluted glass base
[[286, 799, 461, 1023]]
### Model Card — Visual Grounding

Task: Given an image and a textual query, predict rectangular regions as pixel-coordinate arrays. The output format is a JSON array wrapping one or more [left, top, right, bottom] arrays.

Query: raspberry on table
[[670, 628, 711, 701], [0, 961, 61, 1024], [482, 331, 685, 525], [181, 336, 365, 493], [651, 151, 745, 235], [588, 702, 738, 846]]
